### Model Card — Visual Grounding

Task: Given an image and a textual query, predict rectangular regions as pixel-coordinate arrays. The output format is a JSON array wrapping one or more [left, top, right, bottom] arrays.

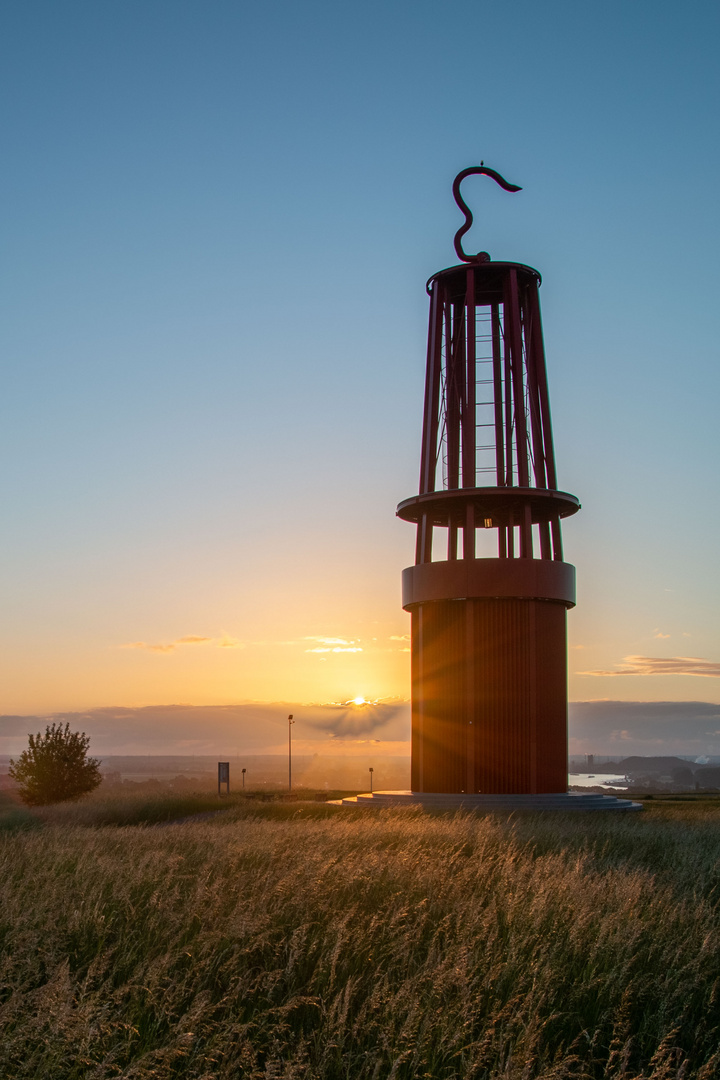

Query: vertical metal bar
[[523, 504, 534, 559], [416, 608, 424, 791], [418, 512, 433, 564], [538, 518, 552, 561], [493, 301, 508, 559], [505, 270, 532, 556], [521, 287, 551, 559], [463, 268, 476, 489], [447, 301, 463, 490], [491, 302, 505, 486], [444, 295, 452, 482], [419, 282, 442, 495], [526, 285, 564, 560], [527, 284, 558, 489], [464, 502, 475, 559], [448, 516, 457, 560], [503, 301, 514, 488], [522, 287, 548, 489], [415, 514, 423, 563], [418, 281, 443, 566], [505, 270, 530, 487]]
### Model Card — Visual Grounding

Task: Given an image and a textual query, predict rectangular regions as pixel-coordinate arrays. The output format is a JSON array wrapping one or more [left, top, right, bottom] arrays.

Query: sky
[[1, 1, 719, 748]]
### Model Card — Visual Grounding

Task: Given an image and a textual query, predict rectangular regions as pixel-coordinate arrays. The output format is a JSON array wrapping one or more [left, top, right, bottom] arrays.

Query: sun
[[351, 696, 367, 706]]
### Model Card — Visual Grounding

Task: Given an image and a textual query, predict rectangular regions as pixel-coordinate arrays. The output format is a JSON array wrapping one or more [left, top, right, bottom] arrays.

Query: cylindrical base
[[411, 597, 568, 794]]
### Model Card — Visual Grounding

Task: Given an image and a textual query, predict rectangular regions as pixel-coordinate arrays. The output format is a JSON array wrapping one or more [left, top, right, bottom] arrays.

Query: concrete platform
[[330, 790, 642, 811]]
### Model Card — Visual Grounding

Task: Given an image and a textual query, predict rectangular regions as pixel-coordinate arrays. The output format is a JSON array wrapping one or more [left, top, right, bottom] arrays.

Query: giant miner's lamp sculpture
[[398, 165, 579, 796], [338, 165, 641, 810]]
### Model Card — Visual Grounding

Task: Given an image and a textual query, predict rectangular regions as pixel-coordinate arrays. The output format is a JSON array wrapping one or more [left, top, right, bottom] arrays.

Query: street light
[[288, 714, 295, 792], [369, 766, 374, 793], [242, 767, 246, 791]]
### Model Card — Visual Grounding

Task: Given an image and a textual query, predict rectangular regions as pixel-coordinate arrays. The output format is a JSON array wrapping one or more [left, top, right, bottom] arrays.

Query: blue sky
[[1, 0, 719, 716]]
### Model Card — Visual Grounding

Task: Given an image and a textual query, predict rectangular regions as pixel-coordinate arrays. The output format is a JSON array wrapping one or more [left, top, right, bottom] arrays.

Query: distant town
[[3, 753, 720, 797]]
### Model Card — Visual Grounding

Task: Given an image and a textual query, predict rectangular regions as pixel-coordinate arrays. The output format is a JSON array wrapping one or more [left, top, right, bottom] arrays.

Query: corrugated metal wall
[[411, 598, 567, 793]]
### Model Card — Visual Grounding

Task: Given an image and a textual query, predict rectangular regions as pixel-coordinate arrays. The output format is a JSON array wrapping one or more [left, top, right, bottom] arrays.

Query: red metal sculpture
[[398, 166, 580, 794]]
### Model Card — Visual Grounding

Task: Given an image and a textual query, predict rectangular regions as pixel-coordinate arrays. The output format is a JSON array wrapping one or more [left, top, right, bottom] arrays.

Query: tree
[[9, 722, 102, 805]]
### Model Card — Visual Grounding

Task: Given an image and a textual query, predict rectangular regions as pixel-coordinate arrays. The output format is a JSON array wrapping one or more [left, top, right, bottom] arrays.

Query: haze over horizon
[[1, 2, 718, 723], [3, 700, 720, 761]]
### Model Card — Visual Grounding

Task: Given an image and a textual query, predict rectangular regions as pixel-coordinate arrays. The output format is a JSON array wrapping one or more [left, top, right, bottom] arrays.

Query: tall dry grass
[[1, 800, 719, 1078]]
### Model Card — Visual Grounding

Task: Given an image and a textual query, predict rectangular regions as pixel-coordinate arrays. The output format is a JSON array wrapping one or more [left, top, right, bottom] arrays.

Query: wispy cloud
[[579, 655, 720, 678], [305, 646, 363, 654], [122, 641, 180, 654], [121, 638, 211, 654], [653, 630, 670, 639], [304, 635, 363, 654], [389, 635, 410, 642], [120, 635, 240, 654], [304, 636, 355, 646], [216, 635, 244, 649]]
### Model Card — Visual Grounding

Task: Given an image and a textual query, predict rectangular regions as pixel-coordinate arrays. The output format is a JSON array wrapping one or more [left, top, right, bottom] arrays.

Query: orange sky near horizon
[[1, 3, 719, 722]]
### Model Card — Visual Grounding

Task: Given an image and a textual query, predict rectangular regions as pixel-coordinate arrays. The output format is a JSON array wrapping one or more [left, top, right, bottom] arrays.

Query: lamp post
[[288, 714, 295, 792], [369, 766, 374, 793], [242, 767, 246, 790]]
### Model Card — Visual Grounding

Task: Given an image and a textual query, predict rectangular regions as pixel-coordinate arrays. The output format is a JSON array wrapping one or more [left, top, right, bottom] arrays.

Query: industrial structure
[[397, 165, 579, 795], [337, 166, 640, 811]]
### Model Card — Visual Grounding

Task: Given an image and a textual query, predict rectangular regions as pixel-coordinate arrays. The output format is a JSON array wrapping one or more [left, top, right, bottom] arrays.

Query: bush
[[8, 722, 102, 806]]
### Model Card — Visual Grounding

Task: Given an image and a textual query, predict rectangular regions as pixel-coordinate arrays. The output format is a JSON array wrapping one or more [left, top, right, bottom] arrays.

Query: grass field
[[1, 790, 720, 1079]]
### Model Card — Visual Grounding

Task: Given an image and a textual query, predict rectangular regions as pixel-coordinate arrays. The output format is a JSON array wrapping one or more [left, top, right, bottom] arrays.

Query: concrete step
[[333, 790, 642, 812]]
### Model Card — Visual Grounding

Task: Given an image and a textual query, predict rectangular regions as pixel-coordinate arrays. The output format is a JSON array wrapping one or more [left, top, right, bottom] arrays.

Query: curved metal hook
[[452, 164, 522, 263]]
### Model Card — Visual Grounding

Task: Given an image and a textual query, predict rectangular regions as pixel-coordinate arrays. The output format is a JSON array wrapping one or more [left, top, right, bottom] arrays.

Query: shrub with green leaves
[[8, 722, 101, 805]]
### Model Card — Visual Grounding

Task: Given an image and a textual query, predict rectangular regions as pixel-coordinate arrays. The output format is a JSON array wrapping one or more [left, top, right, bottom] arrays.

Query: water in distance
[[569, 772, 629, 790]]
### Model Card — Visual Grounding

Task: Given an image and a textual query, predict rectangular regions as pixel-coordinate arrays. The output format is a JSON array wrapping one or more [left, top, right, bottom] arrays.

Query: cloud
[[579, 656, 720, 678], [653, 631, 670, 639], [122, 641, 180, 654], [217, 635, 244, 649], [305, 647, 363, 654], [120, 635, 243, 654], [121, 637, 212, 654], [304, 636, 356, 646], [303, 702, 409, 740], [303, 636, 363, 654], [568, 700, 720, 756], [0, 701, 412, 755], [6, 700, 720, 759], [389, 635, 410, 642]]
